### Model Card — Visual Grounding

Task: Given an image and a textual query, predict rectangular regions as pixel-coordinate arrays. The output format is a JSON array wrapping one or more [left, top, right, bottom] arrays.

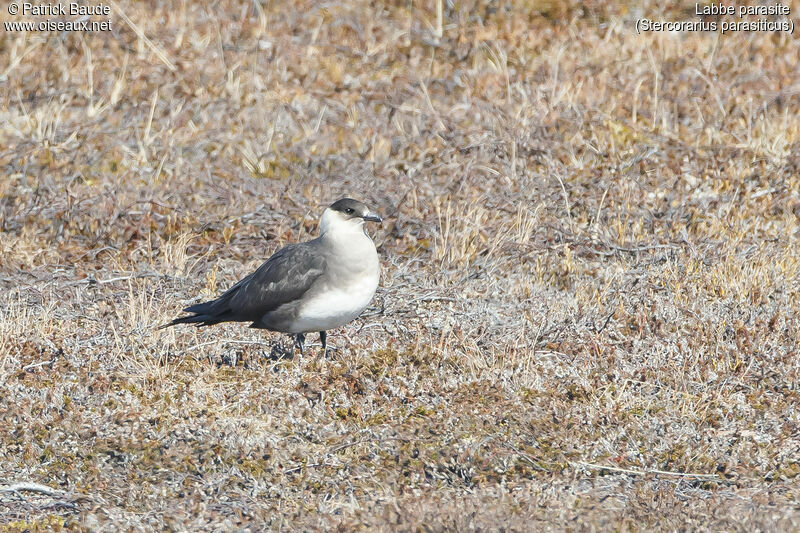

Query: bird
[[161, 198, 382, 355]]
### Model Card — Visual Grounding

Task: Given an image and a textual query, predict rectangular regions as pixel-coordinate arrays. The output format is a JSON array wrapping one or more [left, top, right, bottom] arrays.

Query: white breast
[[291, 269, 379, 332], [291, 227, 379, 333]]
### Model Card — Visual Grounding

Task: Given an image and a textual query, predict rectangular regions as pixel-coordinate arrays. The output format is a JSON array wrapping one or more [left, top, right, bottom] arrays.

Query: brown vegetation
[[1, 0, 799, 530]]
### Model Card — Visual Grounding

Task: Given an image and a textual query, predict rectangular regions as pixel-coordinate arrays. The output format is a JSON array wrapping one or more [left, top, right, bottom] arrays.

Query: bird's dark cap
[[329, 198, 382, 223]]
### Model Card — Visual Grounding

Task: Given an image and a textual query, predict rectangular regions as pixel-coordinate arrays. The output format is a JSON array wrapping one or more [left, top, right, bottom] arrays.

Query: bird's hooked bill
[[362, 212, 382, 223]]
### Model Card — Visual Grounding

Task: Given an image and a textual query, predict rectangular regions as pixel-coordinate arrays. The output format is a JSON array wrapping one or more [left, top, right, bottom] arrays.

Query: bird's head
[[320, 198, 382, 235]]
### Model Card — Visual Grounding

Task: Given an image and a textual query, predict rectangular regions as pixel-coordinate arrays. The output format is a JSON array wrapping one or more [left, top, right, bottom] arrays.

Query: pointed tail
[[157, 314, 214, 330], [158, 300, 226, 330]]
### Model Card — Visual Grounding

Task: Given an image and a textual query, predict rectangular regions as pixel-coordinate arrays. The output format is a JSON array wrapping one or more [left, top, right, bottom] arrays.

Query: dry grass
[[1, 0, 800, 530]]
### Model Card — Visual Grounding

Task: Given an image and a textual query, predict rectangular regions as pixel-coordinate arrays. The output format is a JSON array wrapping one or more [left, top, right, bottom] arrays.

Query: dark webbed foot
[[319, 331, 327, 356], [295, 333, 306, 354]]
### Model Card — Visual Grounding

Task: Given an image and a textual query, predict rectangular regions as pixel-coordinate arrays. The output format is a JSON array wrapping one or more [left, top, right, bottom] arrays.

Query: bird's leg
[[319, 331, 327, 356], [295, 333, 305, 354]]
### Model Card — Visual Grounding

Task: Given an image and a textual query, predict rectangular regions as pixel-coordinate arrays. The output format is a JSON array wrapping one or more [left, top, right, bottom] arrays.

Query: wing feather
[[164, 239, 326, 327], [227, 241, 326, 319]]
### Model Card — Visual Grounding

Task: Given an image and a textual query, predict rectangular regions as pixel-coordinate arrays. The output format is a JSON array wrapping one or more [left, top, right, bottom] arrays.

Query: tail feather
[[184, 300, 217, 315], [158, 300, 231, 330], [157, 314, 217, 330]]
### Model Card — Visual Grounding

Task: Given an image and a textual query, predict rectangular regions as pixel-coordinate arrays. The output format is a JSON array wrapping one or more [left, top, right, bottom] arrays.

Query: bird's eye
[[345, 208, 354, 214]]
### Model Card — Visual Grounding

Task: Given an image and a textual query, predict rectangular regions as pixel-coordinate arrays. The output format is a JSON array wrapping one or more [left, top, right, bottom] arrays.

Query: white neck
[[319, 208, 366, 237]]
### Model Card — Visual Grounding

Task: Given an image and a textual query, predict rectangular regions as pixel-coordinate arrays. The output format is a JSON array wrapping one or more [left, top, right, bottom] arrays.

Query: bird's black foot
[[319, 331, 327, 357], [295, 333, 305, 354]]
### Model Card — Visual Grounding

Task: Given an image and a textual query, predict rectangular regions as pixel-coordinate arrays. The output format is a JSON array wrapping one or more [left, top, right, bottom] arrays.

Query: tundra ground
[[1, 1, 799, 530]]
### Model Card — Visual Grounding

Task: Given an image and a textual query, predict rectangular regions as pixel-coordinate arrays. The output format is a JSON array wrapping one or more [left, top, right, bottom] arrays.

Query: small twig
[[109, 0, 176, 71], [588, 243, 681, 257], [593, 310, 615, 334], [554, 173, 573, 233], [42, 500, 79, 511], [409, 295, 457, 305], [283, 462, 324, 475], [67, 273, 173, 286], [419, 81, 447, 133], [96, 273, 167, 284], [22, 360, 54, 371], [0, 483, 67, 497], [570, 461, 719, 480]]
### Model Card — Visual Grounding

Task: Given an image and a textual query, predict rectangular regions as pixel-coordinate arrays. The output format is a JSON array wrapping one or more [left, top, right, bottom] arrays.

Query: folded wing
[[162, 240, 326, 328]]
